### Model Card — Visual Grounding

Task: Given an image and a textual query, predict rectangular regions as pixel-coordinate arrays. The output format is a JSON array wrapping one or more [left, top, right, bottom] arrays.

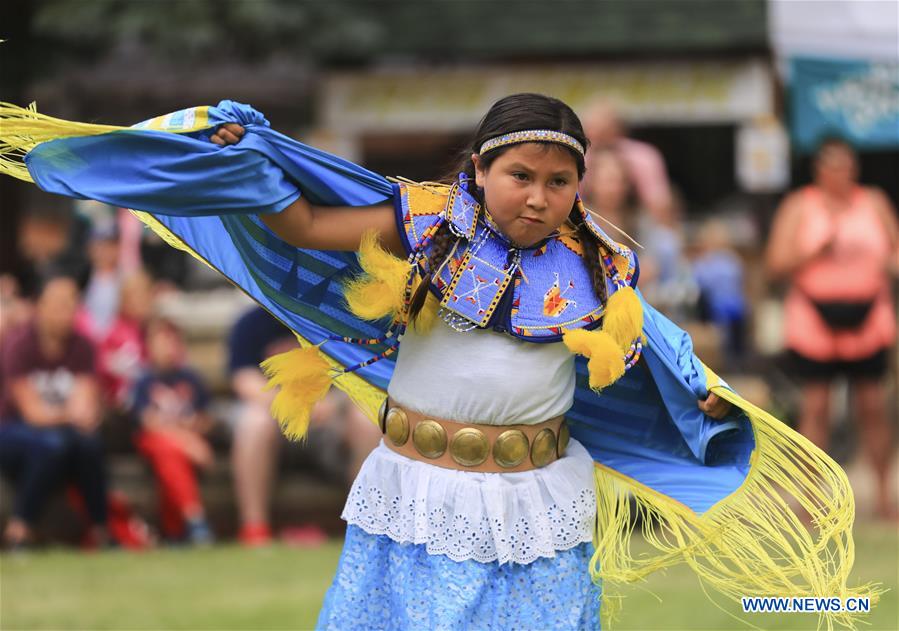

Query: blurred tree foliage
[[28, 0, 385, 66], [24, 0, 767, 69]]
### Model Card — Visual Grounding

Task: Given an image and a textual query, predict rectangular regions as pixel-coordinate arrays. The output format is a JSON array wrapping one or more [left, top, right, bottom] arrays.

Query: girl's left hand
[[698, 392, 733, 420]]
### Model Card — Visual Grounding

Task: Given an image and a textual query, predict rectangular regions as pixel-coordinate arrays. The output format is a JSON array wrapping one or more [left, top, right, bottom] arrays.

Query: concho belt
[[378, 399, 569, 473]]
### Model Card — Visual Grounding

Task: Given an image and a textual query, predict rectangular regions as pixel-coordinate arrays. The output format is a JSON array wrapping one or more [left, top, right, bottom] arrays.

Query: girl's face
[[473, 143, 579, 248]]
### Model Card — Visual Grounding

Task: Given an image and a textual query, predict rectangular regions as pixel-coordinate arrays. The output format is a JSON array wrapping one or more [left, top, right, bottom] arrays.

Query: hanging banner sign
[[736, 117, 790, 193], [322, 60, 773, 132], [790, 56, 899, 152]]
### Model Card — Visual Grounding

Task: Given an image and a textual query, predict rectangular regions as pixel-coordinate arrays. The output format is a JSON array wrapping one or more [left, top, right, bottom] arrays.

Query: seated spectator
[[15, 202, 90, 297], [692, 219, 749, 369], [94, 270, 155, 409], [130, 316, 214, 545], [0, 274, 32, 347], [228, 306, 380, 547], [228, 306, 300, 546], [0, 275, 109, 549], [77, 219, 122, 340]]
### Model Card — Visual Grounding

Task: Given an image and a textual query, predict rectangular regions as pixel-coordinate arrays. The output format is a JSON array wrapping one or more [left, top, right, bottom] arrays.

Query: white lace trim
[[342, 438, 596, 565]]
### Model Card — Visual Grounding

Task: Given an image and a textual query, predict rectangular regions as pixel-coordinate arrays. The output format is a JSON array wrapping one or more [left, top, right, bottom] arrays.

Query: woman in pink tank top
[[766, 138, 899, 519]]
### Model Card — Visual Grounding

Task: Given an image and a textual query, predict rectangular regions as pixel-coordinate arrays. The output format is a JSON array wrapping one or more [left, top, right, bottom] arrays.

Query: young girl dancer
[[0, 94, 875, 629]]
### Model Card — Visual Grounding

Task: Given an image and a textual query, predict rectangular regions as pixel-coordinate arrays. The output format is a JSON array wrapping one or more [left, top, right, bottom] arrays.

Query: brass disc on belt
[[557, 420, 570, 458], [378, 399, 389, 435], [385, 407, 410, 446], [450, 428, 489, 467], [412, 420, 447, 459], [530, 428, 557, 468], [493, 429, 529, 469]]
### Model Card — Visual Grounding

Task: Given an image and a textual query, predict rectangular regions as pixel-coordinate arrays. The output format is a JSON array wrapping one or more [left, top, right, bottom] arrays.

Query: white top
[[342, 320, 596, 565], [388, 319, 577, 424]]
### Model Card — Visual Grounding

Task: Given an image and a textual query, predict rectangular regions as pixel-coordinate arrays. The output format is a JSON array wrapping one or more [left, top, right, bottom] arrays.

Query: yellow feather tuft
[[562, 329, 626, 390], [561, 328, 599, 357], [592, 376, 883, 630], [345, 230, 410, 321], [344, 277, 401, 321], [601, 286, 643, 351], [260, 346, 332, 441]]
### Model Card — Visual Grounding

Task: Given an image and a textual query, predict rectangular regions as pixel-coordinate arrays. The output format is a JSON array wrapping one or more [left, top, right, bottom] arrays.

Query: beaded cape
[[395, 178, 639, 340], [0, 99, 876, 628]]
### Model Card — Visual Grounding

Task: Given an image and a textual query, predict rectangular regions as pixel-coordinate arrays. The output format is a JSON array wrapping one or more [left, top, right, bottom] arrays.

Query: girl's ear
[[471, 153, 486, 188]]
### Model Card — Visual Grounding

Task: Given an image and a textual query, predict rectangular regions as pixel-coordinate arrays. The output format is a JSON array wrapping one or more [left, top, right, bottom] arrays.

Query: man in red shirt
[[0, 275, 109, 548]]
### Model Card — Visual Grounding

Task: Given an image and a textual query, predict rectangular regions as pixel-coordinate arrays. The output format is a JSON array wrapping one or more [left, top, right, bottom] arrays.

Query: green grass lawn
[[1, 523, 895, 630]]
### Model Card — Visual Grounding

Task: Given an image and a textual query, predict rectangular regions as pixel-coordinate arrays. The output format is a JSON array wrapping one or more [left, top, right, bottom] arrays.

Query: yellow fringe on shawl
[[591, 367, 882, 630], [344, 230, 437, 333], [562, 329, 626, 389], [260, 347, 333, 440], [0, 102, 126, 183]]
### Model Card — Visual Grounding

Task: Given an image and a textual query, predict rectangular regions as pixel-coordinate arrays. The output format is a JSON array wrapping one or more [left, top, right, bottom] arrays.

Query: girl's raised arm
[[211, 123, 404, 256], [259, 196, 403, 255]]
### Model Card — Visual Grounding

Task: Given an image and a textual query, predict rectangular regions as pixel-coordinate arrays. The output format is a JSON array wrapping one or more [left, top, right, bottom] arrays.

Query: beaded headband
[[478, 129, 585, 157]]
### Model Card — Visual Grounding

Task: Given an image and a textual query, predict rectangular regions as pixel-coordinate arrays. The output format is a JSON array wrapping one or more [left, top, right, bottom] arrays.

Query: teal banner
[[790, 56, 899, 152]]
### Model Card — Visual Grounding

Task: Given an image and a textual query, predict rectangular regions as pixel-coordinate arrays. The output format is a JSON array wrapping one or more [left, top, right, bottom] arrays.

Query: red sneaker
[[238, 523, 272, 547], [107, 491, 154, 550]]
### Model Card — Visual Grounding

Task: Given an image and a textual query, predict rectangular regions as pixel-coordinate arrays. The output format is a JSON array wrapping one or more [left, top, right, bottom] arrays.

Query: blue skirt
[[317, 525, 601, 631]]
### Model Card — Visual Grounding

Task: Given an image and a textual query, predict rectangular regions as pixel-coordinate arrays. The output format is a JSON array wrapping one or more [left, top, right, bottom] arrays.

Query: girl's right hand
[[211, 121, 403, 255], [210, 123, 245, 146]]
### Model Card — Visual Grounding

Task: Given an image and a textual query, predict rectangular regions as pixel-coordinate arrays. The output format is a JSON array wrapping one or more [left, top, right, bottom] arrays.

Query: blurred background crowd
[[0, 0, 897, 551]]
